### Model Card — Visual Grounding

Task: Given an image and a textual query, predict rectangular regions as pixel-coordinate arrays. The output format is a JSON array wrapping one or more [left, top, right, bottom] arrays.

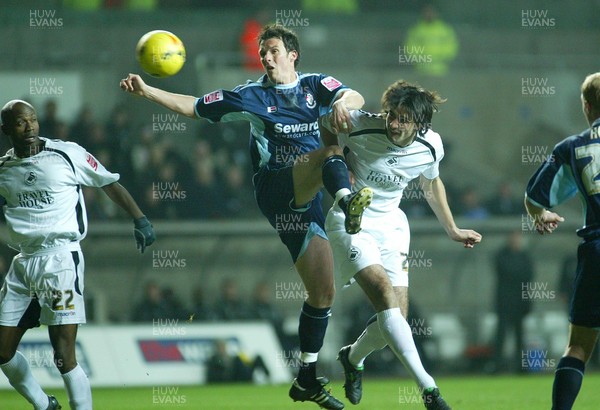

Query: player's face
[[259, 38, 297, 84], [385, 108, 418, 146], [2, 103, 41, 152]]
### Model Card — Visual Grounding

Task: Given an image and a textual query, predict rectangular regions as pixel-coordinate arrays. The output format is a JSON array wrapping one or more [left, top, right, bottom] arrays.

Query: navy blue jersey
[[194, 73, 348, 172], [526, 118, 600, 238]]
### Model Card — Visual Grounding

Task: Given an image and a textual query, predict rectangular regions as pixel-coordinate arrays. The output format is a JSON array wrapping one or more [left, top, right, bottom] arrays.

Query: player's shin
[[348, 314, 387, 367], [377, 308, 436, 390], [0, 351, 50, 409], [297, 302, 331, 387], [552, 356, 585, 410], [322, 155, 351, 202]]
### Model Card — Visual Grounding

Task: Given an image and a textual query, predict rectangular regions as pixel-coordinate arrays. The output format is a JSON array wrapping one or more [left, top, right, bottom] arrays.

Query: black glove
[[133, 216, 155, 253]]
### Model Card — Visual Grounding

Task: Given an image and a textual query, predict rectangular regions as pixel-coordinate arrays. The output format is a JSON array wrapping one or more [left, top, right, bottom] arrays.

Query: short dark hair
[[582, 73, 600, 115], [381, 80, 446, 135], [258, 24, 301, 68], [1, 100, 34, 127]]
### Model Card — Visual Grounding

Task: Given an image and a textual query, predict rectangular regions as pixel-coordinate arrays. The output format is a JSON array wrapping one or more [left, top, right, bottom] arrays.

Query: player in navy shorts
[[525, 72, 600, 410], [121, 24, 373, 409]]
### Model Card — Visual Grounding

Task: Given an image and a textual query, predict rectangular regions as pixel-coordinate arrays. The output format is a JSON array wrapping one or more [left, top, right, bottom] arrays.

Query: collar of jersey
[[260, 73, 299, 89]]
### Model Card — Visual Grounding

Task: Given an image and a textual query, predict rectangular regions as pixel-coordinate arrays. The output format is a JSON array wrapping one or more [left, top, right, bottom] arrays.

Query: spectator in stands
[[491, 230, 534, 373], [248, 281, 285, 345], [460, 187, 490, 219], [70, 104, 95, 146], [39, 99, 61, 139], [487, 181, 522, 216], [240, 10, 270, 71], [105, 103, 134, 176], [220, 162, 257, 218], [190, 285, 215, 321], [404, 4, 459, 76], [213, 277, 249, 321], [186, 139, 222, 218], [131, 281, 177, 322], [205, 339, 270, 384], [302, 0, 358, 14]]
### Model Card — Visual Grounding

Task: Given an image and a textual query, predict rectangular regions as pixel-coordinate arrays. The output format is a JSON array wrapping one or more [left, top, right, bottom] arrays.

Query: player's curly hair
[[257, 24, 301, 68], [381, 80, 446, 136]]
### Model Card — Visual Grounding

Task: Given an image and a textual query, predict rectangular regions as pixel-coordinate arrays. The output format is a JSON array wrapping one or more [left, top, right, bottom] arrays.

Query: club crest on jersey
[[24, 171, 37, 186], [203, 90, 223, 104], [386, 156, 399, 166], [321, 76, 342, 91], [305, 93, 316, 109], [86, 153, 98, 171], [348, 246, 361, 262]]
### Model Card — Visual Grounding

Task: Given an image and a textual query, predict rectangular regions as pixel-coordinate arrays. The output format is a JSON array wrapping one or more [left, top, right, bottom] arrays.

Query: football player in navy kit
[[0, 100, 155, 410], [525, 72, 600, 410], [321, 81, 482, 409], [121, 24, 371, 409]]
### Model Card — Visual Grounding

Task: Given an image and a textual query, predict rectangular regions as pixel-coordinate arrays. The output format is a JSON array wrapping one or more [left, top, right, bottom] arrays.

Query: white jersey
[[323, 110, 445, 286], [0, 137, 119, 253], [324, 110, 444, 217]]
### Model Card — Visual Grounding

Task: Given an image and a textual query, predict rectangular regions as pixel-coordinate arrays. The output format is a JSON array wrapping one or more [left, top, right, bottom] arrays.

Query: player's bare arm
[[102, 182, 155, 253], [318, 116, 339, 147], [102, 182, 144, 219], [421, 175, 482, 248], [330, 90, 364, 134], [524, 194, 564, 235], [120, 73, 196, 117]]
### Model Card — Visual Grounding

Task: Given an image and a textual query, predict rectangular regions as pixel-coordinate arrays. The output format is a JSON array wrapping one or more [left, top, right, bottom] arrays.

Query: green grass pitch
[[1, 373, 599, 409]]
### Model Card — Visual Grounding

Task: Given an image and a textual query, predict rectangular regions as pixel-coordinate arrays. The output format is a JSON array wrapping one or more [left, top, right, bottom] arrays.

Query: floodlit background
[[0, 0, 596, 391]]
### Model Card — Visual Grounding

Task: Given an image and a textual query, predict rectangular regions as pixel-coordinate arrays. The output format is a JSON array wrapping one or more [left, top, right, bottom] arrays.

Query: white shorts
[[326, 207, 410, 288], [0, 244, 86, 327]]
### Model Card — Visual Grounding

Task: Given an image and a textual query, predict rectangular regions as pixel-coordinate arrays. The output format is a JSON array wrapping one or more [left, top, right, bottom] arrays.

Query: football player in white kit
[[322, 81, 482, 409], [0, 100, 155, 410]]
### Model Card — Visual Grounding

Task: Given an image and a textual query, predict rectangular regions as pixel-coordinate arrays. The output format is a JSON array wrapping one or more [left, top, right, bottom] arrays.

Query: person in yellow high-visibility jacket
[[405, 5, 459, 77]]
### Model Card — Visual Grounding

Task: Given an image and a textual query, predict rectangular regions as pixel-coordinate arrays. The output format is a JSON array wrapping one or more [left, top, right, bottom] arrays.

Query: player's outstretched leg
[[337, 345, 363, 404], [338, 187, 373, 234], [422, 387, 451, 410]]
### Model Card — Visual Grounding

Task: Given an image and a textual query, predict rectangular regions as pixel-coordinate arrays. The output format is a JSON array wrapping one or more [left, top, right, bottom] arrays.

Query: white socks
[[348, 308, 436, 390], [61, 364, 92, 410], [335, 188, 352, 205], [377, 308, 436, 390], [349, 318, 387, 368], [0, 351, 49, 410]]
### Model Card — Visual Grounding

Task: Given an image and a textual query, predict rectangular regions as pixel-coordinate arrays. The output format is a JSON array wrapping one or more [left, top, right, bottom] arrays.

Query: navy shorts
[[570, 238, 600, 327], [253, 166, 327, 263]]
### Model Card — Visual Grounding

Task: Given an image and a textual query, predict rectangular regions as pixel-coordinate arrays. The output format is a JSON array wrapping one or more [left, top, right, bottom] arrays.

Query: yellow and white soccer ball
[[136, 30, 186, 78]]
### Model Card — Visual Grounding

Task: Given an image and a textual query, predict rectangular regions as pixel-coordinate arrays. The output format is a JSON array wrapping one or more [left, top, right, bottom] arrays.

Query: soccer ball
[[136, 30, 186, 78]]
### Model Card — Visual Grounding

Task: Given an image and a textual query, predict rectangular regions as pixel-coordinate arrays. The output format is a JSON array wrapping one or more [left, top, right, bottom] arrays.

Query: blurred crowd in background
[[3, 97, 525, 222]]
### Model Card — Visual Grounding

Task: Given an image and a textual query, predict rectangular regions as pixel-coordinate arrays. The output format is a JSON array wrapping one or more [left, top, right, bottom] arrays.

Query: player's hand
[[120, 73, 147, 96], [133, 216, 155, 253], [533, 210, 564, 235], [330, 99, 352, 134], [450, 229, 482, 248]]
